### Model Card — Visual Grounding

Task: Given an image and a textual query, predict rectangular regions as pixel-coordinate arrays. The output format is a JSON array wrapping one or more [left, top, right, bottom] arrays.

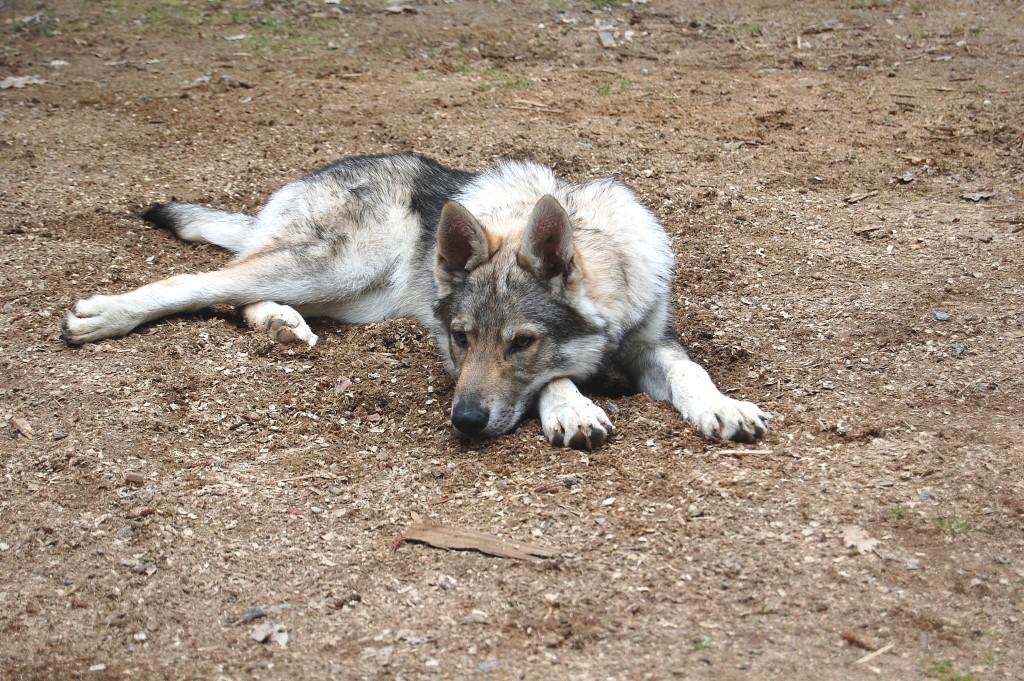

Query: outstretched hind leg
[[62, 245, 328, 345], [241, 301, 319, 347]]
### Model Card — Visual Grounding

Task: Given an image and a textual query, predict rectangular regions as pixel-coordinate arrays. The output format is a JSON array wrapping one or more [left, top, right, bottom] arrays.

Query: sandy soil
[[2, 1, 1022, 679]]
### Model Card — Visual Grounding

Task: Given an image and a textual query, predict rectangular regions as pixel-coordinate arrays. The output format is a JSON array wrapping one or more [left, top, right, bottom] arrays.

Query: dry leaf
[[402, 523, 558, 561], [842, 525, 879, 554], [10, 417, 33, 439]]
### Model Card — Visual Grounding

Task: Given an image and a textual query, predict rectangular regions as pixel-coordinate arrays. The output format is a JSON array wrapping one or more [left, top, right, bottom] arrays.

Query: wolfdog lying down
[[62, 154, 768, 448]]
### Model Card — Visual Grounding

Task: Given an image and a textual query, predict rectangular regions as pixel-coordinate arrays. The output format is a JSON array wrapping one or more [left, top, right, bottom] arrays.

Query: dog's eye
[[510, 335, 536, 352], [452, 330, 469, 348]]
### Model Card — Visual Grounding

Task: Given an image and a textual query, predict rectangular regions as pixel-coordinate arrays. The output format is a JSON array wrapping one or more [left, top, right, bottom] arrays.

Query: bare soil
[[2, 1, 1022, 679]]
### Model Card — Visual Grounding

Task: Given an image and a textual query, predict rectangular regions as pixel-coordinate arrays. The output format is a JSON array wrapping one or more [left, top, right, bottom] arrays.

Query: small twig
[[855, 642, 894, 665], [854, 225, 883, 235], [845, 190, 878, 204], [274, 471, 336, 484], [505, 105, 564, 114], [717, 448, 773, 456]]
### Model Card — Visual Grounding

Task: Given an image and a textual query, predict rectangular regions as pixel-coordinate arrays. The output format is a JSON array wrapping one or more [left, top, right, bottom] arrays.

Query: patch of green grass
[[141, 0, 202, 31], [11, 14, 56, 37], [461, 65, 531, 90], [124, 0, 341, 55], [590, 0, 625, 8], [691, 637, 713, 652], [742, 23, 762, 37], [932, 514, 968, 536], [595, 78, 633, 96], [887, 504, 909, 520], [919, 659, 981, 681]]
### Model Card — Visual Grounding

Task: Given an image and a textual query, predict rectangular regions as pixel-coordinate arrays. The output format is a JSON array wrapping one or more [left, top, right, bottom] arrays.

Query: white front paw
[[689, 397, 769, 443], [61, 295, 141, 344], [540, 396, 615, 450]]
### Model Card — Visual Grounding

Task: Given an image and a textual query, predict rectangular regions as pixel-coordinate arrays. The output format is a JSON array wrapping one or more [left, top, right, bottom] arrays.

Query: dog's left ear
[[518, 195, 575, 285]]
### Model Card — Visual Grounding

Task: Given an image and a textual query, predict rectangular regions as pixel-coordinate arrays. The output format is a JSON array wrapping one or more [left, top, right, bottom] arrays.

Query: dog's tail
[[139, 202, 256, 254]]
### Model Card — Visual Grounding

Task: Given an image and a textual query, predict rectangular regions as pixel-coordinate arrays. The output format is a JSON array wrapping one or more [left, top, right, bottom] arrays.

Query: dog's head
[[433, 195, 607, 440]]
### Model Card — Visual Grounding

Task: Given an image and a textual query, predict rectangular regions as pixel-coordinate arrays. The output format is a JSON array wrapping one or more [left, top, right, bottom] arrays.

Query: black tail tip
[[138, 202, 179, 231]]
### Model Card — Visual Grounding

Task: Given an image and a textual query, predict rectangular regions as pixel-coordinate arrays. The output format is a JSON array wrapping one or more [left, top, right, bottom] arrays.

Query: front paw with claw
[[689, 397, 769, 443], [540, 396, 615, 450]]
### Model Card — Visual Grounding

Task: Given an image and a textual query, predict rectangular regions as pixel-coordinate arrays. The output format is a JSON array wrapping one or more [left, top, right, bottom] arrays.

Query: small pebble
[[878, 480, 895, 488], [932, 311, 950, 322], [125, 472, 145, 485], [240, 608, 268, 623], [478, 660, 499, 673]]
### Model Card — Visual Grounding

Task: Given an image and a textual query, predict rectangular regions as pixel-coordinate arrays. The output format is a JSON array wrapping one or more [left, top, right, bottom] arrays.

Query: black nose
[[451, 398, 489, 436]]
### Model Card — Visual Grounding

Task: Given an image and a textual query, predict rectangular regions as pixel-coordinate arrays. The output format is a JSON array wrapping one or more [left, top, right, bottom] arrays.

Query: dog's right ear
[[436, 202, 491, 290]]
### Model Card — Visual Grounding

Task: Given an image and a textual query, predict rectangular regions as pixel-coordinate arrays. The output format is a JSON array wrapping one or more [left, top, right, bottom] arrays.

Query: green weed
[[691, 637, 713, 652], [887, 504, 909, 520], [932, 514, 968, 536], [919, 659, 981, 681]]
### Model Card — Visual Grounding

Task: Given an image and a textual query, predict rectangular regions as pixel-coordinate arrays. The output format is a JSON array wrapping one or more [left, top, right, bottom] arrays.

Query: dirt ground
[[2, 0, 1022, 679]]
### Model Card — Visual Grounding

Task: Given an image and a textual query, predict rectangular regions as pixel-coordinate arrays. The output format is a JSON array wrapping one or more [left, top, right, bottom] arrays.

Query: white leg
[[632, 343, 769, 443], [665, 358, 768, 442], [241, 301, 318, 347], [61, 273, 233, 344], [63, 249, 308, 344], [538, 378, 615, 449]]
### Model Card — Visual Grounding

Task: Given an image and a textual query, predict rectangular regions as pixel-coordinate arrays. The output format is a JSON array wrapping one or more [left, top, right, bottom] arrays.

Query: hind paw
[[243, 302, 318, 347], [61, 295, 142, 344]]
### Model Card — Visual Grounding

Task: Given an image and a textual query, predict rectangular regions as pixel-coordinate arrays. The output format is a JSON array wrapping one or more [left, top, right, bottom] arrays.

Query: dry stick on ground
[[401, 523, 559, 561], [855, 643, 895, 665]]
